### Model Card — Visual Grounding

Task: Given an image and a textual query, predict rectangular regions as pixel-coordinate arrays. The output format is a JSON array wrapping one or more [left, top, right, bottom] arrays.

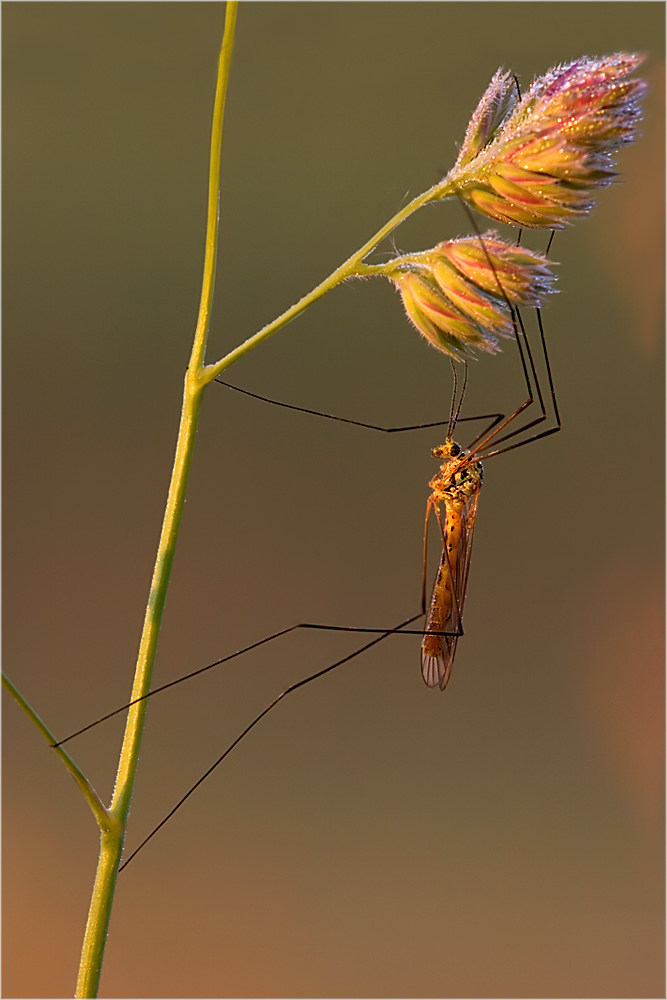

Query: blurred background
[[3, 4, 664, 997]]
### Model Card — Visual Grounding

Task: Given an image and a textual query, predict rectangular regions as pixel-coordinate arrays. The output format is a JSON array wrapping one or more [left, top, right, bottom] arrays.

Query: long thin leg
[[117, 610, 424, 873], [471, 232, 558, 457], [458, 287, 546, 455], [421, 498, 432, 614], [52, 626, 301, 746], [215, 378, 504, 436], [477, 307, 561, 461], [473, 304, 552, 453], [464, 410, 505, 450], [54, 617, 466, 747], [452, 206, 560, 460]]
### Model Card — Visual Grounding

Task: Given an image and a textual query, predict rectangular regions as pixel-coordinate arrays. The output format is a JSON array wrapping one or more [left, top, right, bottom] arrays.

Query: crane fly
[[51, 226, 560, 869], [417, 231, 559, 689], [420, 370, 484, 690]]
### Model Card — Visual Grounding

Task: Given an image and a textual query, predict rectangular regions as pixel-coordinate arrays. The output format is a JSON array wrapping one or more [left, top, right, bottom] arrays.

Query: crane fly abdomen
[[421, 441, 482, 690], [421, 501, 463, 689]]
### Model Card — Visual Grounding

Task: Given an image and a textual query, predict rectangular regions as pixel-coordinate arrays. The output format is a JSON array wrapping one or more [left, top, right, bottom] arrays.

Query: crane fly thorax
[[429, 438, 483, 504]]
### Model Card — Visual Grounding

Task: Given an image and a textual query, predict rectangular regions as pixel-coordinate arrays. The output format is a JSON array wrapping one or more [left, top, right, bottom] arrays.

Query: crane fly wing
[[421, 496, 459, 690], [421, 568, 448, 688], [456, 487, 480, 622], [420, 544, 457, 690]]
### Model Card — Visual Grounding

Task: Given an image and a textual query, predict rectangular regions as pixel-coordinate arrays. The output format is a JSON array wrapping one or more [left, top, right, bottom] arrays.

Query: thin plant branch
[[2, 674, 110, 832], [201, 181, 457, 384], [74, 9, 238, 997]]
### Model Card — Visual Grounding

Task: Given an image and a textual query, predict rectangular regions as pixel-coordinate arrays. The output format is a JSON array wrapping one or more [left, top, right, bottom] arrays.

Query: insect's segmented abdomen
[[421, 501, 464, 687]]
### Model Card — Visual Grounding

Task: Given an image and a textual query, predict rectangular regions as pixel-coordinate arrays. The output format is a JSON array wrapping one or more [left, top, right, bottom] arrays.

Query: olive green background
[[3, 3, 664, 997]]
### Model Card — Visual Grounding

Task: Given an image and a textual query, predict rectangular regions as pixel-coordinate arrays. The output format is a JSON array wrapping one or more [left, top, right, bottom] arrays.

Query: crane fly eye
[[450, 443, 461, 457]]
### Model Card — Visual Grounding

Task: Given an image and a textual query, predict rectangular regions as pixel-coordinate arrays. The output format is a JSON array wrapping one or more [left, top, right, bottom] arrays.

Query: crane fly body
[[421, 437, 483, 690]]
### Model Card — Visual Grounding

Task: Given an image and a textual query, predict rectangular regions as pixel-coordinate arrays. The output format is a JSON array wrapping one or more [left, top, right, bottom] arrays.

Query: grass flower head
[[444, 53, 647, 228], [388, 234, 556, 360]]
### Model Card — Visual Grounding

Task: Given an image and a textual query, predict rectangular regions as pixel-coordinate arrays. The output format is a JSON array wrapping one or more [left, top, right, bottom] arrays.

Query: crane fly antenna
[[446, 358, 458, 438], [447, 359, 468, 439]]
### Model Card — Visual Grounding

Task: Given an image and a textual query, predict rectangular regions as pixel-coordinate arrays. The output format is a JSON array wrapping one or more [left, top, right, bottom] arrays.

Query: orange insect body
[[421, 439, 483, 690]]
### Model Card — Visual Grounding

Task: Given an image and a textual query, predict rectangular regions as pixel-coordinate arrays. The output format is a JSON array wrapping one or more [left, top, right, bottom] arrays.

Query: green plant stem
[[74, 6, 238, 997], [2, 673, 109, 831], [202, 176, 456, 383], [22, 5, 459, 990]]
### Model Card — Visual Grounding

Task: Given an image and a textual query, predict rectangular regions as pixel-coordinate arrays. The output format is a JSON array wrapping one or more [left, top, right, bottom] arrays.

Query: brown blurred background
[[3, 4, 664, 997]]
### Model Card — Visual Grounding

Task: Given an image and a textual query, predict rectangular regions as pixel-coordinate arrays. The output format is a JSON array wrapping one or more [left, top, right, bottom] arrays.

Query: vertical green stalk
[[74, 6, 238, 997]]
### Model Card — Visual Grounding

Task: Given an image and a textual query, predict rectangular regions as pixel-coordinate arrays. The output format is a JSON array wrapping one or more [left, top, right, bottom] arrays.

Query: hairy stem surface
[[74, 7, 238, 996]]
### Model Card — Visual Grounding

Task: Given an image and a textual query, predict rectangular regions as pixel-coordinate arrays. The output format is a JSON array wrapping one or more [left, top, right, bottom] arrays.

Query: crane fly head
[[432, 439, 463, 461]]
